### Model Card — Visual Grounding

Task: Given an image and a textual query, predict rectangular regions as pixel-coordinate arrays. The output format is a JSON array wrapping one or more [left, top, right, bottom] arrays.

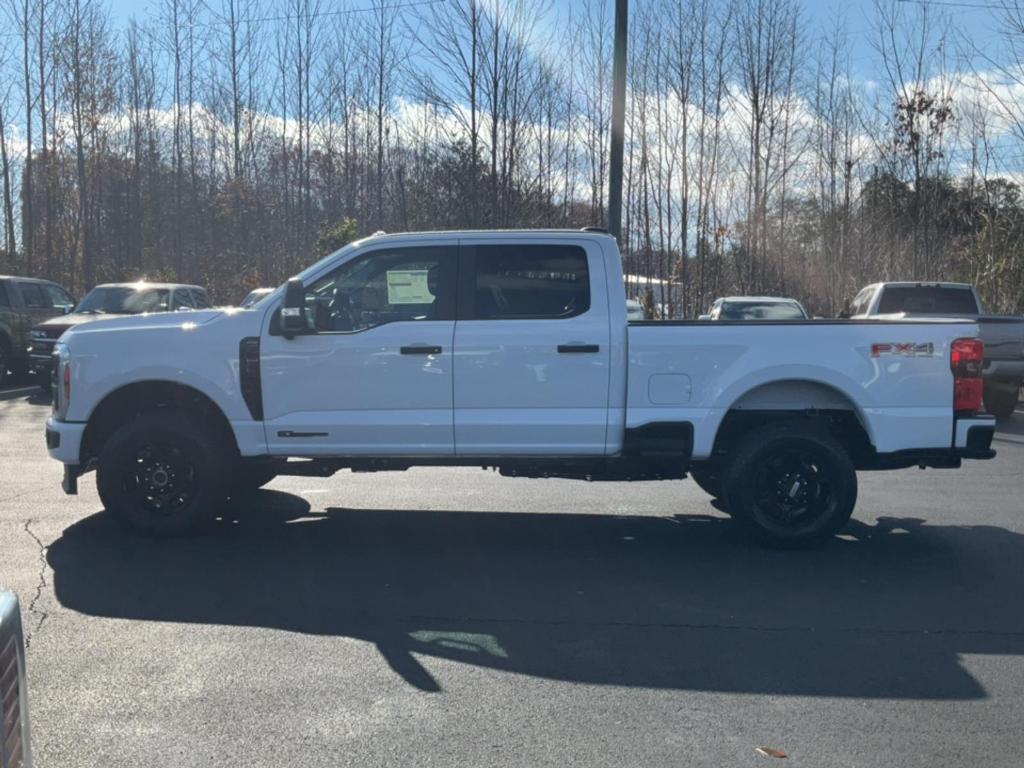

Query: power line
[[201, 0, 443, 29], [0, 0, 443, 38], [897, 0, 1010, 10]]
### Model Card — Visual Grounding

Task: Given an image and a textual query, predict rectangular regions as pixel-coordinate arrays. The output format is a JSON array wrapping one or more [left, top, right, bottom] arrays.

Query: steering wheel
[[327, 289, 358, 332]]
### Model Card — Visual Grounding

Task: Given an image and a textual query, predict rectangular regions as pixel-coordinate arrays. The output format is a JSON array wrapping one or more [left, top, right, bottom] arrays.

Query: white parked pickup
[[45, 229, 996, 546]]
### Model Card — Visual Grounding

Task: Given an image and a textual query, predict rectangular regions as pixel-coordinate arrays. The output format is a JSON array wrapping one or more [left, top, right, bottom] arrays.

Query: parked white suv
[[45, 230, 995, 546]]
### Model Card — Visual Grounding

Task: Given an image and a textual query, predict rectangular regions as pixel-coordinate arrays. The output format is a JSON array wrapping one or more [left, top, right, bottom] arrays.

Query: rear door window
[[173, 289, 195, 310], [877, 285, 979, 315], [191, 289, 210, 308], [471, 245, 590, 319], [720, 301, 806, 320], [16, 282, 48, 309]]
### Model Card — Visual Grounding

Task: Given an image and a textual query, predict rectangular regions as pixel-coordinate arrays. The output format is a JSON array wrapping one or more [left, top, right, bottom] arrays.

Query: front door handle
[[400, 345, 442, 355], [557, 344, 600, 353]]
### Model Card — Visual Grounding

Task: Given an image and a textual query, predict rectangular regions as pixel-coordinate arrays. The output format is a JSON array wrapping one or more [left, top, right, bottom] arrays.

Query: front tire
[[721, 422, 857, 548], [97, 411, 229, 536]]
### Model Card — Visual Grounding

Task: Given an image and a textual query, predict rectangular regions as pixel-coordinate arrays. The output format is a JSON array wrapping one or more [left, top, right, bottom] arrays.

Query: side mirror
[[697, 314, 711, 321], [838, 309, 851, 319], [63, 305, 74, 315], [280, 277, 308, 337]]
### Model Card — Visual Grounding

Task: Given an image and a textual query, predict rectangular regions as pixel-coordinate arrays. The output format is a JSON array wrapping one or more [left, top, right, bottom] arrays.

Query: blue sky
[[101, 0, 1003, 81]]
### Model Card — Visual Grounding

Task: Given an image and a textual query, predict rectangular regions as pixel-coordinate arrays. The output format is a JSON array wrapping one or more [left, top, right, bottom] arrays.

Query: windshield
[[76, 286, 171, 314], [719, 301, 806, 320], [876, 285, 979, 315]]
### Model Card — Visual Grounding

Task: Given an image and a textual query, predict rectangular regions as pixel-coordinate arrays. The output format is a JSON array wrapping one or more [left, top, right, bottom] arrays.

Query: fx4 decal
[[871, 342, 936, 357]]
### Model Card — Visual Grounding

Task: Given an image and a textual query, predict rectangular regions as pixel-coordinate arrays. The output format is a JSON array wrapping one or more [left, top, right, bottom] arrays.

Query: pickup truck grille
[[0, 612, 27, 768], [29, 327, 64, 361]]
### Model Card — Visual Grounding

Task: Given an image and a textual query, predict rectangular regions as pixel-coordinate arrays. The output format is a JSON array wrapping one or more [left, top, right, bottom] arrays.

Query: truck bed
[[625, 318, 979, 459]]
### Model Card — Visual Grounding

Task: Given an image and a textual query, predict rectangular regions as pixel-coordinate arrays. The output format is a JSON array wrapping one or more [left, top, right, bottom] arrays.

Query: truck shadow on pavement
[[47, 495, 1024, 700]]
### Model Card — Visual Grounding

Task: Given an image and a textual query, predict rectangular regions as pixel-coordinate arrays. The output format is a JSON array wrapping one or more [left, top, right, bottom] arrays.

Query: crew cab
[[845, 281, 1024, 418], [44, 230, 996, 547], [29, 282, 210, 385]]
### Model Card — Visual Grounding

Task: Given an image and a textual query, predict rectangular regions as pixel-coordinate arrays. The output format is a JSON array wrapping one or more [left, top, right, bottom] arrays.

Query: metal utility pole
[[607, 0, 628, 242]]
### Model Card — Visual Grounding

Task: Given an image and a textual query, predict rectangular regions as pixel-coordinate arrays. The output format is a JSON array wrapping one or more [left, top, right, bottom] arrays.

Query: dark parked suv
[[0, 275, 76, 386], [29, 281, 210, 385]]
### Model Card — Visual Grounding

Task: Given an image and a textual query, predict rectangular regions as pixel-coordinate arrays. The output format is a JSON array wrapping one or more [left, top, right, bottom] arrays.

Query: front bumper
[[28, 352, 53, 375], [45, 416, 86, 466]]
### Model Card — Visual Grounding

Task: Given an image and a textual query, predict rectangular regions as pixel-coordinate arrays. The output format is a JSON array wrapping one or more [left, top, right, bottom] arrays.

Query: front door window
[[302, 247, 456, 333]]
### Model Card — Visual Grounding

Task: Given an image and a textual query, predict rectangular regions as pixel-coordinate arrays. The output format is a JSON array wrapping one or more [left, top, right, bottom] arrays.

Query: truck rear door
[[452, 239, 611, 455]]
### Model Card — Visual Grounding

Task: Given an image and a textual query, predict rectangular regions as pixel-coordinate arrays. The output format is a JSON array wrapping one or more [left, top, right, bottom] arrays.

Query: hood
[[58, 308, 228, 339], [34, 311, 113, 336]]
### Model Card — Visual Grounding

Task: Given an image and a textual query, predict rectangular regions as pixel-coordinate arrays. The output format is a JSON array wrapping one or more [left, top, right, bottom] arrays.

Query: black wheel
[[984, 381, 1020, 420], [721, 422, 857, 548], [689, 465, 723, 498], [229, 460, 279, 497], [97, 411, 229, 536]]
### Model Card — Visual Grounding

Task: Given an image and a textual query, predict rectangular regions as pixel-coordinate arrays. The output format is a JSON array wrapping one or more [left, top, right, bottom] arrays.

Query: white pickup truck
[[45, 230, 996, 546]]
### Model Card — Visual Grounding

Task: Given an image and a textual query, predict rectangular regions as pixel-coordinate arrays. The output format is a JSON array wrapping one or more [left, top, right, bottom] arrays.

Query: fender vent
[[239, 337, 264, 421]]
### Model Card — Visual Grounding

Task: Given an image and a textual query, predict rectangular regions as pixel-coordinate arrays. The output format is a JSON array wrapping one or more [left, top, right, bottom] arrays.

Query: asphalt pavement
[[1, 389, 1023, 767]]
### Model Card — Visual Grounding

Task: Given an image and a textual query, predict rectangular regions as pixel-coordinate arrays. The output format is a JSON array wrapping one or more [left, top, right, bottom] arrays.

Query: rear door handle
[[400, 345, 442, 355], [557, 344, 600, 354]]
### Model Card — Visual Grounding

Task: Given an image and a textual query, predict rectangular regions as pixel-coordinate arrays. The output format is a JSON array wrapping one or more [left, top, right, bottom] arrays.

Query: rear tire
[[721, 422, 857, 548], [97, 411, 229, 536], [984, 381, 1020, 420]]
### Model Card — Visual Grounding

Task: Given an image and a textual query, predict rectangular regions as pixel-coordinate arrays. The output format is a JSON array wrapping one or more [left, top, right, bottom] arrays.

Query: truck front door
[[453, 240, 611, 455], [261, 243, 458, 456]]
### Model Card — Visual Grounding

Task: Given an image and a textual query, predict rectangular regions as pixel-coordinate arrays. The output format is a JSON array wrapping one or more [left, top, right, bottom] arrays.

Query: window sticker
[[386, 269, 434, 304]]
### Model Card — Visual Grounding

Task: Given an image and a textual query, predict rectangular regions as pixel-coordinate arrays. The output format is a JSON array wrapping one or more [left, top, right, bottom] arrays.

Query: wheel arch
[[708, 377, 877, 467], [81, 380, 239, 467]]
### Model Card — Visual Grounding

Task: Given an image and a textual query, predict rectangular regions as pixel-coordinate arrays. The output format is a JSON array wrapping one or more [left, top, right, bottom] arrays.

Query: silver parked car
[[700, 296, 810, 321], [625, 298, 646, 321], [240, 287, 274, 308]]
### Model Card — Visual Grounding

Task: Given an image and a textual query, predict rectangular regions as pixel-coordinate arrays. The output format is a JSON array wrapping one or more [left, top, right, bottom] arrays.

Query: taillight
[[951, 337, 984, 413]]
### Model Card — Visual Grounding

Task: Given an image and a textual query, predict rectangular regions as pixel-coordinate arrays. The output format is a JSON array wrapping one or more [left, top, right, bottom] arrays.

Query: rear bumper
[[954, 414, 996, 457], [866, 414, 995, 469]]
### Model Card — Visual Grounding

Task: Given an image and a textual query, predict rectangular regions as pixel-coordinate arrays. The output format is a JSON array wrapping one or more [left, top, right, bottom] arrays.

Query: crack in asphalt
[[22, 519, 50, 648]]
